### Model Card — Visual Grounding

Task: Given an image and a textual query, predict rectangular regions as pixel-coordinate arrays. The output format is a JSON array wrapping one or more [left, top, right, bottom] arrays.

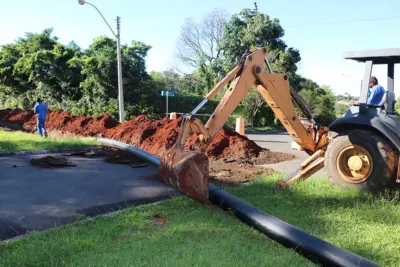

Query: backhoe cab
[[326, 48, 400, 190]]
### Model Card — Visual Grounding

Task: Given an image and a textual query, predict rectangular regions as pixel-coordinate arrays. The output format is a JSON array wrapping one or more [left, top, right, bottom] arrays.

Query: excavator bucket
[[159, 146, 210, 202]]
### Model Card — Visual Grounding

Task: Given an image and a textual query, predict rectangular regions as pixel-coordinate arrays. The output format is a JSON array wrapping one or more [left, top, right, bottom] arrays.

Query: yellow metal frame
[[336, 144, 373, 183], [173, 47, 331, 186]]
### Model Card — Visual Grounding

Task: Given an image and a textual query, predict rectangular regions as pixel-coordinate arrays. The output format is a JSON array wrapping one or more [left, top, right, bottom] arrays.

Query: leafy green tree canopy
[[0, 28, 82, 103], [221, 6, 300, 74]]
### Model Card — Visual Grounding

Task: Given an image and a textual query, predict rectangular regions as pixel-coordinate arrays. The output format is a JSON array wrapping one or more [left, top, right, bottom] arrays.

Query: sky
[[1, 0, 400, 97]]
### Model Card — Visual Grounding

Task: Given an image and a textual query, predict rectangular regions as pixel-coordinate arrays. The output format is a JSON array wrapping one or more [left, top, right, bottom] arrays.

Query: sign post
[[161, 90, 175, 117]]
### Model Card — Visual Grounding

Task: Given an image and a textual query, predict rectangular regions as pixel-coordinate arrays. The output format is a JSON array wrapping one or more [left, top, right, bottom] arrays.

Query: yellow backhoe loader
[[159, 47, 400, 201]]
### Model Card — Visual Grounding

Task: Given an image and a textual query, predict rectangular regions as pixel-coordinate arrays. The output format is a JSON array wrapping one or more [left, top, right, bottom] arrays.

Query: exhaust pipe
[[97, 138, 380, 267]]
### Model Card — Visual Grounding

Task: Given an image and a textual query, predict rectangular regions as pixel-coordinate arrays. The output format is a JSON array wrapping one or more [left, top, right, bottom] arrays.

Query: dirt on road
[[30, 156, 76, 168], [0, 108, 295, 183]]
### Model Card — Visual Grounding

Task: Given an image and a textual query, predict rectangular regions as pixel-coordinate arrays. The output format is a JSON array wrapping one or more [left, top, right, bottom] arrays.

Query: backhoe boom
[[159, 48, 330, 201]]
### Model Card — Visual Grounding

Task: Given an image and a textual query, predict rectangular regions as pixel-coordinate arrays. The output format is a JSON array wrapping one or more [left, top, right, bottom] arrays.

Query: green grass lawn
[[0, 130, 98, 153], [1, 173, 399, 266], [0, 196, 314, 267]]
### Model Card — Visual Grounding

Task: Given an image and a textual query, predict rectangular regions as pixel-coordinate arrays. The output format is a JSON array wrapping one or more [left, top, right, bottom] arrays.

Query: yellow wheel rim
[[336, 145, 373, 183]]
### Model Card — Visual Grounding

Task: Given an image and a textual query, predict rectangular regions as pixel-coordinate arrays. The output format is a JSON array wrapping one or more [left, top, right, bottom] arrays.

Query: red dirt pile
[[0, 109, 35, 130], [205, 128, 263, 160], [0, 108, 293, 163], [62, 113, 118, 136], [104, 115, 161, 146], [139, 117, 182, 156], [0, 108, 34, 122], [0, 108, 118, 136]]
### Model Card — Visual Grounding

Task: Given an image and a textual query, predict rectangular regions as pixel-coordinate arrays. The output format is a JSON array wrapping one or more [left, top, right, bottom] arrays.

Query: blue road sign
[[161, 90, 175, 96]]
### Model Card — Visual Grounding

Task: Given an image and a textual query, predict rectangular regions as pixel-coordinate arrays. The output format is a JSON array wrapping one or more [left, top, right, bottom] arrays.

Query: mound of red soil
[[0, 108, 293, 164], [63, 114, 118, 136], [206, 128, 263, 160], [105, 115, 161, 145], [0, 108, 34, 122], [0, 109, 119, 136], [46, 110, 74, 131], [140, 117, 181, 156]]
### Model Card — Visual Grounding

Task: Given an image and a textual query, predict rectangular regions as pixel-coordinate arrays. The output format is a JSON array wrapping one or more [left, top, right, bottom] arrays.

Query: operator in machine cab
[[367, 76, 385, 105]]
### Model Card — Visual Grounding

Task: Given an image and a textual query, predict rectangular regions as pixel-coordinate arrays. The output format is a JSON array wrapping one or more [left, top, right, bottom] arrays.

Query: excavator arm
[[159, 48, 330, 202]]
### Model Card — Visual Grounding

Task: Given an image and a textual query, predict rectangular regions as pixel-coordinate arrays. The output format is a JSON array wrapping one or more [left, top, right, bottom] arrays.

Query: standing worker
[[34, 98, 48, 138]]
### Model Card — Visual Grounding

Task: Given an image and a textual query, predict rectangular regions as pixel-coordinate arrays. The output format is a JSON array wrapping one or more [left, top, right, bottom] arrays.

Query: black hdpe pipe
[[97, 138, 380, 267], [208, 184, 379, 267]]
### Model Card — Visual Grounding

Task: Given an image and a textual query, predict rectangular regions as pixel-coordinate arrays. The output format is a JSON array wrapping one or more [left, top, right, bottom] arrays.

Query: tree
[[180, 72, 208, 95], [0, 17, 334, 125], [299, 85, 336, 125], [176, 9, 228, 69], [220, 5, 301, 74], [336, 93, 353, 101], [150, 70, 207, 96], [0, 29, 159, 118], [0, 28, 83, 105], [150, 69, 187, 94], [176, 9, 228, 89], [335, 102, 349, 117], [71, 36, 155, 117], [395, 97, 400, 114], [238, 89, 261, 127], [216, 5, 302, 125]]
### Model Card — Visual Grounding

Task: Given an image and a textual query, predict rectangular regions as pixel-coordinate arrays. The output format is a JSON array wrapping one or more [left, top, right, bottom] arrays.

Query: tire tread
[[325, 129, 398, 191]]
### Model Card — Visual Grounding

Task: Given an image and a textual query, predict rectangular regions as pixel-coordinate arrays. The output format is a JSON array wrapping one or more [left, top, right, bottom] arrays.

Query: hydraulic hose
[[97, 138, 380, 267]]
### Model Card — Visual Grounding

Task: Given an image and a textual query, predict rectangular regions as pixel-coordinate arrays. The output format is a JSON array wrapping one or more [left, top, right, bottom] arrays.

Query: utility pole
[[116, 16, 124, 122], [78, 0, 125, 122]]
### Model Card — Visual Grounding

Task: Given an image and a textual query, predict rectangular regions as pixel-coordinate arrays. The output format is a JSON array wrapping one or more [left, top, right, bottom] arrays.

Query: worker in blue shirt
[[367, 76, 386, 105], [34, 98, 48, 137]]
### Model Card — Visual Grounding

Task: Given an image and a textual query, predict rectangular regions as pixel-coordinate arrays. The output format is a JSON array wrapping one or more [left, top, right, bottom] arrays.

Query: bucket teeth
[[159, 147, 209, 202]]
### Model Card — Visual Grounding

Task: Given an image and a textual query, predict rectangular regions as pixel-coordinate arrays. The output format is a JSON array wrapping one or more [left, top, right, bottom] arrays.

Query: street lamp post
[[78, 0, 125, 122]]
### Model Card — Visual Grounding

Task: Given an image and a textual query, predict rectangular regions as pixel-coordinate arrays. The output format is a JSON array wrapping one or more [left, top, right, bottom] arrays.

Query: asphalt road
[[247, 132, 327, 176], [0, 153, 178, 240], [0, 132, 325, 241]]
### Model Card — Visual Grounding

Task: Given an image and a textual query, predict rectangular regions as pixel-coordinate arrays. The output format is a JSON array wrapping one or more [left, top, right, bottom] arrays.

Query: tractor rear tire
[[325, 129, 398, 191]]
